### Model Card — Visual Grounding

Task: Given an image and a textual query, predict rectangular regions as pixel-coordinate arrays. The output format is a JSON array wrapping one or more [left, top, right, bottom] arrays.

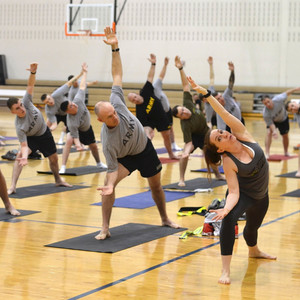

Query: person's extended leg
[[95, 163, 129, 240], [147, 172, 180, 228], [7, 150, 31, 195], [59, 133, 73, 173], [160, 129, 178, 159], [170, 126, 181, 151], [88, 143, 107, 168], [265, 129, 272, 158], [0, 169, 20, 215], [282, 133, 289, 156], [48, 153, 72, 187], [178, 155, 189, 186], [243, 195, 277, 260]]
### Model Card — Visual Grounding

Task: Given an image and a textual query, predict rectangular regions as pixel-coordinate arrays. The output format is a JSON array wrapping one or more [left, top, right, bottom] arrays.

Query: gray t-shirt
[[67, 89, 90, 138], [153, 78, 170, 112], [15, 92, 47, 143], [263, 92, 287, 126], [45, 84, 69, 123], [216, 87, 241, 130], [101, 86, 148, 173]]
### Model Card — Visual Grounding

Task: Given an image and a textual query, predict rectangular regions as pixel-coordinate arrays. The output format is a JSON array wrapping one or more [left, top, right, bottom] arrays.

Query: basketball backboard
[[65, 3, 115, 37]]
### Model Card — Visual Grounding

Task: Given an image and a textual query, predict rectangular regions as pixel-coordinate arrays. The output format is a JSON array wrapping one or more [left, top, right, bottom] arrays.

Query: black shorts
[[191, 133, 205, 151], [55, 114, 67, 127], [27, 127, 57, 158], [145, 110, 172, 132], [78, 125, 96, 145], [272, 117, 289, 135], [117, 138, 162, 178]]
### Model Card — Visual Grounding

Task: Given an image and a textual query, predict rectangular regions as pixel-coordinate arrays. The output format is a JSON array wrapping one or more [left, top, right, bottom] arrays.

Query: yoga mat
[[276, 171, 300, 179], [163, 178, 227, 191], [191, 166, 224, 173], [92, 190, 195, 209], [159, 157, 179, 164], [37, 165, 107, 176], [45, 223, 186, 253], [267, 154, 297, 162], [1, 136, 18, 140], [0, 143, 18, 146], [0, 208, 40, 221], [281, 189, 300, 197], [9, 183, 89, 199]]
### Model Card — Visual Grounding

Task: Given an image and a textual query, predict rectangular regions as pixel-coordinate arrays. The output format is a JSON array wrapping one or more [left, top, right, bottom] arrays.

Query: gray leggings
[[220, 191, 269, 256]]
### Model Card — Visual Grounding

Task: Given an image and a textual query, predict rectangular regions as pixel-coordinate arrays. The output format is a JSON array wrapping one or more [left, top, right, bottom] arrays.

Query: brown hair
[[203, 129, 223, 178]]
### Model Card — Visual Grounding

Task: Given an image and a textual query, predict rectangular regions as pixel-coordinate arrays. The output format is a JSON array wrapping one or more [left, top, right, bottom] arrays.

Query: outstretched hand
[[174, 56, 183, 69], [186, 76, 207, 95], [164, 57, 169, 66], [207, 56, 213, 65], [81, 62, 88, 73], [103, 27, 118, 47], [26, 62, 38, 74], [148, 53, 156, 64], [228, 61, 234, 71], [97, 185, 114, 196]]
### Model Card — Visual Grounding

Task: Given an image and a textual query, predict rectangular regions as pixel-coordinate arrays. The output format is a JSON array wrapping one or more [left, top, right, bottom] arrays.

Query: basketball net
[[77, 30, 92, 44]]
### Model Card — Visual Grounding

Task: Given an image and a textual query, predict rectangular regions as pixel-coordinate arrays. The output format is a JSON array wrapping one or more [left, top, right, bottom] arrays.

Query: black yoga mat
[[45, 223, 186, 253], [9, 183, 89, 199], [0, 208, 40, 221], [163, 178, 227, 191], [37, 165, 107, 176], [281, 189, 300, 197], [276, 171, 300, 179]]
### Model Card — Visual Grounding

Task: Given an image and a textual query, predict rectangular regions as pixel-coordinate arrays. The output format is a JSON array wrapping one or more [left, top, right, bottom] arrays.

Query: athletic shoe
[[97, 162, 107, 169]]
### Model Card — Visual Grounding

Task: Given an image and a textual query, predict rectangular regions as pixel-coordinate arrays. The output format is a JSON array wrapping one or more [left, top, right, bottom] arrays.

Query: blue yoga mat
[[191, 166, 224, 173], [92, 190, 195, 209]]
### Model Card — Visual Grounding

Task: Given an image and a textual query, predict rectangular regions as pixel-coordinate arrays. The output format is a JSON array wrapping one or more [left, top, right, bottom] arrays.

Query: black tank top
[[225, 141, 269, 199]]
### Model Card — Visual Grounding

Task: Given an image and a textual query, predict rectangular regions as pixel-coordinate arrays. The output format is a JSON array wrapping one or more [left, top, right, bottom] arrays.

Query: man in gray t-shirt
[[59, 63, 106, 174], [93, 27, 179, 240], [262, 86, 300, 158], [6, 62, 71, 194], [40, 70, 84, 145]]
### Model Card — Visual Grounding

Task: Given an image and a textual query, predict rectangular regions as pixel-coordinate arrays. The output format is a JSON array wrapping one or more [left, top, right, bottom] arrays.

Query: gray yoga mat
[[45, 223, 186, 253], [163, 177, 227, 191], [281, 189, 300, 197], [9, 183, 89, 199], [37, 165, 107, 176], [0, 208, 40, 221]]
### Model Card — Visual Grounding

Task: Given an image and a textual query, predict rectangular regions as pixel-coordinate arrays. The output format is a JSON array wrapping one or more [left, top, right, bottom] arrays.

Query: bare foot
[[7, 187, 16, 195], [248, 245, 277, 260], [296, 171, 300, 177], [249, 250, 277, 260], [162, 218, 181, 228], [169, 155, 179, 160], [5, 203, 20, 216], [95, 231, 111, 240], [284, 152, 290, 157], [218, 271, 231, 285], [56, 181, 72, 188], [178, 180, 186, 187]]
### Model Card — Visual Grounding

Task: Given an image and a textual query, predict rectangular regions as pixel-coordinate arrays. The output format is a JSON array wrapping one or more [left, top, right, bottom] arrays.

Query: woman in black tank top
[[187, 76, 276, 285]]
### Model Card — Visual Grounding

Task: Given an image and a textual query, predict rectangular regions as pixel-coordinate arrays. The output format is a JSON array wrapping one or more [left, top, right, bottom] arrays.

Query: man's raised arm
[[228, 61, 235, 90], [147, 53, 156, 83], [26, 62, 38, 95], [103, 27, 122, 87]]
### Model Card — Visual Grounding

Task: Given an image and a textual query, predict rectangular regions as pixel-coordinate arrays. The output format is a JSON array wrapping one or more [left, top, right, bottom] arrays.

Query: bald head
[[95, 101, 120, 128]]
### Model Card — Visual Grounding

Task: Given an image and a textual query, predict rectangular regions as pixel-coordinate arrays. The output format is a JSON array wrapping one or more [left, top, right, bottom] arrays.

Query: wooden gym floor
[[0, 107, 300, 300]]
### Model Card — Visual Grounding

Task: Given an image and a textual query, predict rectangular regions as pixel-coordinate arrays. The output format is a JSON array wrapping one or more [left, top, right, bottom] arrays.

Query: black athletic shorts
[[55, 114, 67, 127], [272, 117, 289, 135], [117, 138, 162, 178], [27, 127, 57, 158], [145, 110, 172, 132], [191, 133, 205, 151], [78, 125, 96, 145]]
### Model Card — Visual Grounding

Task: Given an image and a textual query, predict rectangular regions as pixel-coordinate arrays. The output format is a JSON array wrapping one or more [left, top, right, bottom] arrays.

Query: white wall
[[0, 0, 299, 87]]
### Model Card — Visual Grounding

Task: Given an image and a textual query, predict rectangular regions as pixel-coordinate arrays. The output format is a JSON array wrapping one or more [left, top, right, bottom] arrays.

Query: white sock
[[58, 131, 65, 144], [97, 162, 107, 169], [59, 165, 66, 173]]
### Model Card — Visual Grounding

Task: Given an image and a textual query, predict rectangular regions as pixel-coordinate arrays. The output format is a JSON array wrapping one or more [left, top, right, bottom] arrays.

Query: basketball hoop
[[77, 29, 92, 44]]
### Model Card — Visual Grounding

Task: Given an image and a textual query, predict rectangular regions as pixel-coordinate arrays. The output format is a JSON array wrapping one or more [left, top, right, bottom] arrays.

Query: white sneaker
[[59, 166, 66, 174], [172, 143, 182, 151], [97, 162, 107, 169], [57, 140, 65, 145]]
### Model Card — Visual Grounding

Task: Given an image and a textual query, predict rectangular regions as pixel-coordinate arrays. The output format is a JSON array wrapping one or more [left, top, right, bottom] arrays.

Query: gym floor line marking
[[67, 209, 300, 300]]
